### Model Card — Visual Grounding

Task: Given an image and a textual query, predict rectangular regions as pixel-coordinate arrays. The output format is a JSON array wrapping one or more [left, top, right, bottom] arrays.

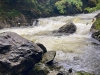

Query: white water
[[0, 10, 100, 74]]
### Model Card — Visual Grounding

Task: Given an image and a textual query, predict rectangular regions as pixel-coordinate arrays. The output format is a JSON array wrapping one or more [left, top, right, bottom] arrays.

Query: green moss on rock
[[92, 13, 100, 30], [94, 18, 100, 30]]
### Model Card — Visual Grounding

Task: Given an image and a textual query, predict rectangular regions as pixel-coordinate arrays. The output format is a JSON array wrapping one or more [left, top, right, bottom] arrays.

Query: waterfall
[[0, 10, 100, 74]]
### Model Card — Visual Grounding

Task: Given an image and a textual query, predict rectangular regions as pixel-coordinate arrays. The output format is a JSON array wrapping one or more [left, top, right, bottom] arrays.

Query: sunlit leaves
[[55, 0, 83, 14], [55, 1, 66, 14]]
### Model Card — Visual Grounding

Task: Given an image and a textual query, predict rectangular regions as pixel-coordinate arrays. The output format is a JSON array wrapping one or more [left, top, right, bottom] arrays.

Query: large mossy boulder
[[0, 32, 43, 75], [58, 23, 76, 34], [41, 51, 56, 65]]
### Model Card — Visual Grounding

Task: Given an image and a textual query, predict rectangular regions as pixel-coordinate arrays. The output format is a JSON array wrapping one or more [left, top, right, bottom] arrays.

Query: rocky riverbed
[[0, 11, 100, 75], [0, 32, 94, 75]]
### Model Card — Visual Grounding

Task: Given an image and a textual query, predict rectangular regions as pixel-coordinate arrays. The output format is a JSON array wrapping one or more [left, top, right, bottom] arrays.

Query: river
[[0, 10, 100, 74]]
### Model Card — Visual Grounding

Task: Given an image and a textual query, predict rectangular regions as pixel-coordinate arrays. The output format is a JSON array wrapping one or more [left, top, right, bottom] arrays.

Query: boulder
[[0, 32, 43, 75], [36, 43, 47, 54], [58, 23, 76, 34], [41, 51, 56, 65]]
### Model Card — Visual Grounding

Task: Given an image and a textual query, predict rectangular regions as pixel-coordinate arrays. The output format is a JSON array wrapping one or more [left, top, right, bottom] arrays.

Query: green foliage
[[6, 9, 21, 19], [0, 4, 20, 19], [94, 18, 100, 30], [55, 1, 66, 14], [84, 2, 100, 13], [0, 0, 100, 20], [55, 0, 83, 14]]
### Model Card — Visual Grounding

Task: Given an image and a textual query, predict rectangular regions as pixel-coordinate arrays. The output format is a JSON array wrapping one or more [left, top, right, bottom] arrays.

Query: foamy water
[[0, 10, 100, 74]]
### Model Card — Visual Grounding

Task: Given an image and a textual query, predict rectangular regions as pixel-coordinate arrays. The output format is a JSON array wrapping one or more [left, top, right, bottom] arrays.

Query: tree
[[55, 0, 83, 14]]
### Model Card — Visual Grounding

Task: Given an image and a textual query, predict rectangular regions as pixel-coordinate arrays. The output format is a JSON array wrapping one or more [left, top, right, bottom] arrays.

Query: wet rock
[[68, 68, 73, 73], [29, 63, 50, 75], [92, 31, 100, 41], [36, 43, 47, 54], [58, 23, 76, 34], [41, 51, 56, 65], [0, 32, 43, 75]]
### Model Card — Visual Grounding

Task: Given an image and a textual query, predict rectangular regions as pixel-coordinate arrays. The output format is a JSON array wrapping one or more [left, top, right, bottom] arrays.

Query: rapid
[[0, 10, 100, 74]]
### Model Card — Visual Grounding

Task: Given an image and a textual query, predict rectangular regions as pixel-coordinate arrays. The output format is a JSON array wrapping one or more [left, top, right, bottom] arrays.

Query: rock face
[[0, 14, 31, 29], [58, 23, 76, 34], [9, 14, 29, 27], [0, 32, 43, 75], [92, 31, 100, 42], [41, 51, 56, 65]]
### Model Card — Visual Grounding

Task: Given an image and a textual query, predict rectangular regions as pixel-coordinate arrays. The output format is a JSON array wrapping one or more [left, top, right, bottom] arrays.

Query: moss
[[92, 13, 100, 30], [94, 18, 100, 30], [0, 9, 21, 20], [29, 63, 50, 75]]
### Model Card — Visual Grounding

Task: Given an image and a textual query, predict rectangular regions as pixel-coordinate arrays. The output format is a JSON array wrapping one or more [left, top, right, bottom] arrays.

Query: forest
[[0, 0, 100, 18], [0, 0, 100, 28]]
